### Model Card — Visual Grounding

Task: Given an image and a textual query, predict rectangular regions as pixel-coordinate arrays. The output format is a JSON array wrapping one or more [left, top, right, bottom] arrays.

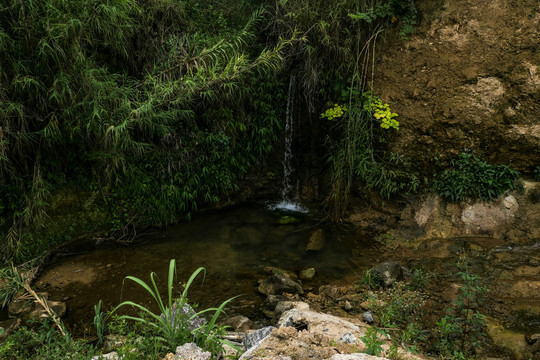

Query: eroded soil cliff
[[375, 0, 540, 173]]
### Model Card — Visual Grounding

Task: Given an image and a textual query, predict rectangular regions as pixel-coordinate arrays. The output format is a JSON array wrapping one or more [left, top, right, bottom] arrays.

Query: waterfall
[[271, 76, 306, 213]]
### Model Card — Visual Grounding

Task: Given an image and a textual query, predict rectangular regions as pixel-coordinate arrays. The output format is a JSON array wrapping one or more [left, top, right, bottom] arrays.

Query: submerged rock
[[258, 273, 304, 296], [306, 229, 325, 251]]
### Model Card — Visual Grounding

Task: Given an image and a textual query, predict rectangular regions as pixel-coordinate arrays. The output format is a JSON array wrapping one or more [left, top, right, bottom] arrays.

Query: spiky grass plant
[[112, 259, 236, 354]]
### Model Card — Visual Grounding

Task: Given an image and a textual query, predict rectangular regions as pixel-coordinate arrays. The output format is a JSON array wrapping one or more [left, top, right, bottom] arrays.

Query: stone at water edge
[[258, 273, 304, 295], [299, 268, 316, 281], [370, 261, 408, 287], [225, 315, 252, 333]]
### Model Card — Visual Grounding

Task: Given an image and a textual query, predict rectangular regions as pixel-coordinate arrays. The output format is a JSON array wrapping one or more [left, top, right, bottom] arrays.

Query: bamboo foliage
[[0, 0, 295, 256]]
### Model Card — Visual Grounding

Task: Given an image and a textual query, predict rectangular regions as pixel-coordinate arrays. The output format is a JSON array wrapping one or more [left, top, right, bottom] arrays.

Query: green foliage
[[348, 0, 417, 38], [93, 300, 110, 346], [0, 262, 32, 308], [112, 259, 235, 355], [361, 326, 386, 356], [0, 320, 94, 360], [321, 104, 347, 121], [435, 153, 520, 202], [358, 269, 381, 290], [434, 264, 489, 357], [0, 0, 294, 256], [363, 93, 399, 130]]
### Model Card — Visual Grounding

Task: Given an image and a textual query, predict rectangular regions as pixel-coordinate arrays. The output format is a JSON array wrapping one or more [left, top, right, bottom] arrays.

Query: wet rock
[[339, 332, 357, 344], [243, 326, 275, 350], [172, 343, 211, 360], [225, 315, 252, 333], [0, 318, 21, 341], [160, 302, 206, 331], [299, 268, 316, 281], [306, 229, 325, 251], [362, 311, 374, 324], [258, 273, 304, 296], [370, 261, 407, 287]]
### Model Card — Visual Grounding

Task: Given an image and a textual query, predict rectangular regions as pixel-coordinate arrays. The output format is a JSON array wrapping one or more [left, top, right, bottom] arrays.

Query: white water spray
[[271, 76, 307, 213]]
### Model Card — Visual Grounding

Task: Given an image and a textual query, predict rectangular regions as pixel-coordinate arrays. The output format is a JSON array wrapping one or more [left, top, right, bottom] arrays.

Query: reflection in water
[[36, 205, 374, 334]]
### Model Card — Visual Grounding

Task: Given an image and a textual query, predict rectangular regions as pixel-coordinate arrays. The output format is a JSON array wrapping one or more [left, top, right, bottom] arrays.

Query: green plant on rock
[[435, 152, 520, 202], [112, 259, 236, 355]]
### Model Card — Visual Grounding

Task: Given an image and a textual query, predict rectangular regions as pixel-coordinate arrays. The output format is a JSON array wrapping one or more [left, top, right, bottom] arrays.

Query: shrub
[[112, 260, 236, 355], [435, 153, 520, 202]]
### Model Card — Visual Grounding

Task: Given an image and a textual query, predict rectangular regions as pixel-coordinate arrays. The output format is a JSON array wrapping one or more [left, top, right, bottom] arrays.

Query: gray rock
[[160, 302, 206, 331], [243, 326, 275, 350], [339, 332, 357, 344], [370, 261, 407, 287], [362, 311, 374, 324], [258, 273, 304, 295], [174, 343, 211, 360]]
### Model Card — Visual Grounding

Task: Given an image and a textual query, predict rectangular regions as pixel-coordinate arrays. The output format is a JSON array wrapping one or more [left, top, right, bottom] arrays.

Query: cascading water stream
[[271, 76, 306, 213]]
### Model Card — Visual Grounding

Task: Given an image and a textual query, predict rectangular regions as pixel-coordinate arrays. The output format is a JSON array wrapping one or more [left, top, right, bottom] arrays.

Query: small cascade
[[271, 76, 306, 213]]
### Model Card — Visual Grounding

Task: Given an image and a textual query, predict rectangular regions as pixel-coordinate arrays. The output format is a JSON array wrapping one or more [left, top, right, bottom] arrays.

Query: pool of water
[[35, 204, 376, 334]]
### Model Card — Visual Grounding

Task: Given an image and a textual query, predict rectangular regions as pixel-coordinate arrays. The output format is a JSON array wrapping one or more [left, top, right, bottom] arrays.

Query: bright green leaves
[[321, 104, 347, 121], [362, 93, 399, 130]]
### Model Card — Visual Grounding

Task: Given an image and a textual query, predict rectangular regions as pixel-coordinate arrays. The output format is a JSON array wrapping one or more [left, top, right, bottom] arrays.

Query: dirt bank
[[375, 0, 540, 174]]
